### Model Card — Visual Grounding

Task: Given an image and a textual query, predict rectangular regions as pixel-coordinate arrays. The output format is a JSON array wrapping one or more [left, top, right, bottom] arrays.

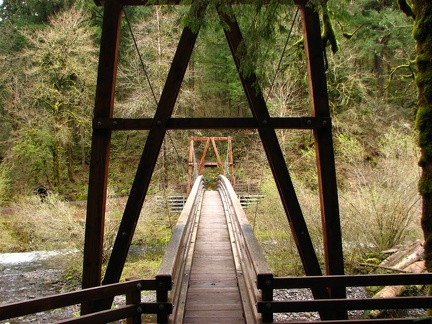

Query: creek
[[0, 247, 157, 323], [0, 250, 80, 323]]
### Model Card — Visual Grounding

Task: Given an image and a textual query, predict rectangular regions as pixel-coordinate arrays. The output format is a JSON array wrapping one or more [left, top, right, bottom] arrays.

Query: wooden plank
[[186, 290, 241, 299], [186, 303, 242, 311], [188, 281, 239, 288], [183, 317, 246, 324], [183, 191, 245, 323], [184, 310, 244, 318]]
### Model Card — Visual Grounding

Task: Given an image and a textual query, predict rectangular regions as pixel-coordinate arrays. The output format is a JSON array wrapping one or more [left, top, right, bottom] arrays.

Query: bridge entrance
[[64, 0, 432, 321], [82, 1, 345, 304], [1, 1, 431, 323], [81, 0, 345, 319]]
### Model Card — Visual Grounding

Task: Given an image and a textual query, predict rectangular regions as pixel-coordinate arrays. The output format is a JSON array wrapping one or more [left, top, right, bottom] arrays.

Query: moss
[[422, 235, 432, 271], [411, 4, 432, 305], [418, 177, 432, 196], [414, 5, 432, 163], [321, 2, 338, 54], [413, 15, 432, 43]]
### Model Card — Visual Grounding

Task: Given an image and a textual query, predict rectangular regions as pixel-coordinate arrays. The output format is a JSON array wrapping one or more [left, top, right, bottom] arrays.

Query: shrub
[[339, 126, 422, 253], [0, 163, 11, 206]]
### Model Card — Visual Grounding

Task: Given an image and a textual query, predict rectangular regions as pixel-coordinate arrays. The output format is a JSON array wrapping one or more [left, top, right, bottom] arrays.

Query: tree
[[398, 1, 432, 279], [398, 3, 432, 309], [0, 0, 75, 24], [2, 7, 97, 190]]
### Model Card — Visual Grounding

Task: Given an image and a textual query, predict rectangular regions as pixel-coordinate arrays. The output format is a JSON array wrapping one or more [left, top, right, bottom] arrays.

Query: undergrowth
[[0, 189, 178, 282], [246, 124, 422, 276]]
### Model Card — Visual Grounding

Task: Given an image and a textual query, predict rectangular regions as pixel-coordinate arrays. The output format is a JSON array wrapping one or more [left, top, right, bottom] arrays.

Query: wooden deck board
[[183, 190, 245, 323]]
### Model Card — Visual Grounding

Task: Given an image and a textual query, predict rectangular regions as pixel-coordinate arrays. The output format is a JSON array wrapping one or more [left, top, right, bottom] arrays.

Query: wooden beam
[[94, 0, 268, 6], [101, 1, 207, 293], [198, 138, 211, 174], [81, 0, 122, 296], [217, 2, 328, 292], [297, 0, 346, 305], [92, 117, 332, 130]]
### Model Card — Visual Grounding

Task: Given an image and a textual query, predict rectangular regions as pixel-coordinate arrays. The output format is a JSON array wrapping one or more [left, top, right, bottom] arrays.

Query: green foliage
[[0, 0, 75, 25], [11, 127, 55, 186], [339, 126, 421, 253], [328, 0, 416, 103], [0, 162, 11, 205], [0, 0, 425, 286], [2, 6, 97, 192], [246, 173, 324, 276]]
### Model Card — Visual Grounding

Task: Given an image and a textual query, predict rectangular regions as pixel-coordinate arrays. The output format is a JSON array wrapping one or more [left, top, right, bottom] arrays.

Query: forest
[[0, 0, 429, 279]]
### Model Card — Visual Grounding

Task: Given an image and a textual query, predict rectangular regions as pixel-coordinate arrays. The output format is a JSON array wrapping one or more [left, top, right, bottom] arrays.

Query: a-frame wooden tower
[[82, 0, 345, 315]]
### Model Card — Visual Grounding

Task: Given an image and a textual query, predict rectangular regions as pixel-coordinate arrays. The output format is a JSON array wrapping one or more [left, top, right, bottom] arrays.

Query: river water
[[0, 250, 80, 323], [0, 248, 157, 323]]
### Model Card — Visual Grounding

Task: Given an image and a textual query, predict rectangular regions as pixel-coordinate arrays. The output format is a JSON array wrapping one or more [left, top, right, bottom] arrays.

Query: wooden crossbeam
[[92, 117, 332, 130], [93, 0, 267, 6]]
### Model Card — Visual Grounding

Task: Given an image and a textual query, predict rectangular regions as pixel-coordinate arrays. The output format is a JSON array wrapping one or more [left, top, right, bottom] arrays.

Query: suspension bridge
[[1, 0, 432, 322]]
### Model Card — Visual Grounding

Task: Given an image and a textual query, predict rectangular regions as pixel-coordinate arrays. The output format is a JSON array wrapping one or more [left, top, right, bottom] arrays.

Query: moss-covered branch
[[321, 1, 338, 54]]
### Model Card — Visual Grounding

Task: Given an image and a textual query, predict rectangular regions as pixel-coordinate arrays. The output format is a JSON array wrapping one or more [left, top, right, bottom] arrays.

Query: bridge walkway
[[184, 190, 245, 323]]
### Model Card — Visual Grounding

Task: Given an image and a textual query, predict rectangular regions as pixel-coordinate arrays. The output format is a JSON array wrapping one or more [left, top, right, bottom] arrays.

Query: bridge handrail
[[0, 278, 172, 323], [156, 175, 205, 322], [217, 175, 273, 323], [256, 273, 432, 322]]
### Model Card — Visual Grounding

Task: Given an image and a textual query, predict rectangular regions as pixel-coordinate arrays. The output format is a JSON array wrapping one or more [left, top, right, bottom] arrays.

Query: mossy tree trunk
[[402, 1, 432, 273]]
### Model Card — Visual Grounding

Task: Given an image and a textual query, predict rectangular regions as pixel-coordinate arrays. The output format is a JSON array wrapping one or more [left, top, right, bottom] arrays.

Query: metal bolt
[[306, 119, 312, 125], [113, 121, 117, 126], [265, 303, 272, 310], [122, 231, 127, 237], [156, 120, 162, 126], [159, 304, 165, 310], [97, 121, 102, 126], [323, 120, 327, 125], [265, 279, 272, 286], [136, 306, 142, 313], [262, 119, 268, 125], [137, 283, 142, 290]]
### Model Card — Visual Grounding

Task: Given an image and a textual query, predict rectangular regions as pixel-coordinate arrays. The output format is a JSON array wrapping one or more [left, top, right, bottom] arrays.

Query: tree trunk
[[67, 142, 75, 183], [53, 143, 61, 188], [413, 1, 432, 275]]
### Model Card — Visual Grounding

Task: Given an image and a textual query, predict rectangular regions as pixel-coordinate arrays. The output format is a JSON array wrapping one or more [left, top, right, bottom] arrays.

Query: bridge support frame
[[187, 136, 235, 195], [82, 0, 346, 320]]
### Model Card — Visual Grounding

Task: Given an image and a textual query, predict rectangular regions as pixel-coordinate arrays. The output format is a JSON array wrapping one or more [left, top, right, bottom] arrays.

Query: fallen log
[[380, 240, 423, 268], [368, 260, 426, 318]]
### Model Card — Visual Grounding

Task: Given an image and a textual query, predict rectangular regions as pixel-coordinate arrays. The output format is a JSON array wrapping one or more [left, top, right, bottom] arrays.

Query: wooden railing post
[[155, 275, 172, 323], [126, 279, 142, 324], [258, 273, 274, 323]]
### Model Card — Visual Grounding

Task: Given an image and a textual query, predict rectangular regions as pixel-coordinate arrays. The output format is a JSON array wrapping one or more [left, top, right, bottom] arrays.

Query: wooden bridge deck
[[184, 190, 246, 323]]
